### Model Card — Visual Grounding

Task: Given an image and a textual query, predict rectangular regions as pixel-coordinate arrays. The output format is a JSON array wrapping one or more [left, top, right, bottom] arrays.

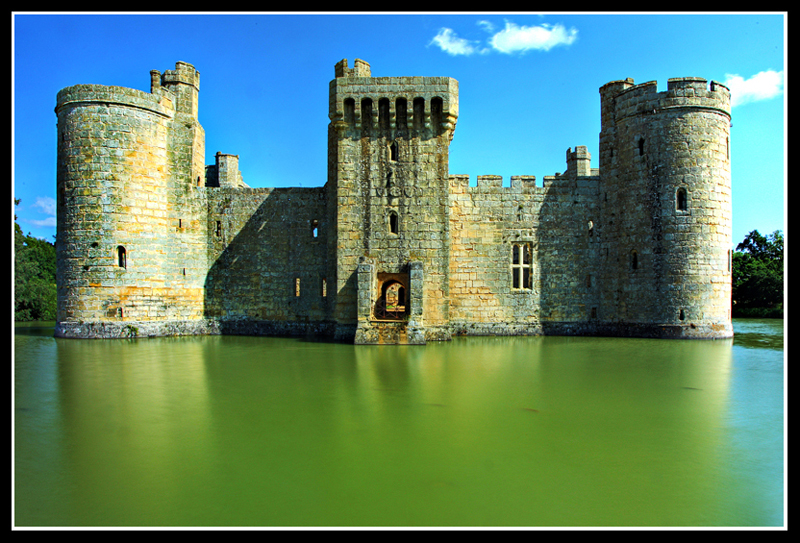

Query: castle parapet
[[329, 59, 458, 139], [449, 174, 539, 193], [600, 76, 731, 124], [56, 84, 176, 119]]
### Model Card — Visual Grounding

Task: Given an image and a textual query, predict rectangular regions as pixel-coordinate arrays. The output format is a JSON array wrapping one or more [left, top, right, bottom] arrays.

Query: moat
[[14, 319, 783, 527]]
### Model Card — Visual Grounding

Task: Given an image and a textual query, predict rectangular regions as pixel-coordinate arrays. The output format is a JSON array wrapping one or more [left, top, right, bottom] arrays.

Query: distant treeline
[[731, 229, 784, 318], [14, 199, 56, 322]]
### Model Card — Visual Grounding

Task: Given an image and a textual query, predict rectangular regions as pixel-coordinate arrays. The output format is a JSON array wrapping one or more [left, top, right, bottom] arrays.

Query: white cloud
[[430, 28, 486, 56], [431, 20, 577, 56], [489, 21, 578, 53], [477, 20, 495, 34], [724, 70, 784, 107], [32, 196, 56, 217], [30, 216, 57, 228]]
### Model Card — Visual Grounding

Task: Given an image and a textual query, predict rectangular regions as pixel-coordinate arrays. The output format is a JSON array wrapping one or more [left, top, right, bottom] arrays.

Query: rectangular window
[[295, 277, 301, 297], [511, 243, 532, 290]]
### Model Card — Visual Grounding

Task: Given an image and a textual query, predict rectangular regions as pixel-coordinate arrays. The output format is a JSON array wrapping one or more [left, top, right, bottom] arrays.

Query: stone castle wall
[[204, 186, 330, 333], [54, 60, 733, 341]]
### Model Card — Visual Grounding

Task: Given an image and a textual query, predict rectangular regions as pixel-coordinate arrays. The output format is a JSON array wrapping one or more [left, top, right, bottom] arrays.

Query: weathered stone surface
[[55, 60, 733, 342]]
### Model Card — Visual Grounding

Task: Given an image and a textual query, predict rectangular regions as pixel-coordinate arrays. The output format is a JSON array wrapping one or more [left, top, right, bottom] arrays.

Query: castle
[[54, 59, 733, 343]]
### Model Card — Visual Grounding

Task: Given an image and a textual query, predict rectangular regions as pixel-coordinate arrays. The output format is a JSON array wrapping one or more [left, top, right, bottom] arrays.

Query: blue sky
[[13, 12, 785, 248]]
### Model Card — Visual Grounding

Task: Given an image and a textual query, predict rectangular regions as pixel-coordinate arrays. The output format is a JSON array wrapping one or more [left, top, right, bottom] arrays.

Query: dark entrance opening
[[374, 274, 408, 321]]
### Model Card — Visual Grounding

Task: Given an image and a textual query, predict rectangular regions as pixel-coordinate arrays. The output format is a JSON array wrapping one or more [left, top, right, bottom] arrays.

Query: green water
[[14, 320, 784, 528]]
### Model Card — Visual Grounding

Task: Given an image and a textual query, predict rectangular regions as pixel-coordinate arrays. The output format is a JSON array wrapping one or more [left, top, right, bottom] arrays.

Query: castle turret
[[54, 62, 207, 338], [597, 77, 733, 338], [566, 145, 592, 177]]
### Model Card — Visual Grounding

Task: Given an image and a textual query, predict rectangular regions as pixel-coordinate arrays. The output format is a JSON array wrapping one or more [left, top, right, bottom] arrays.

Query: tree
[[14, 199, 57, 321], [731, 229, 784, 318]]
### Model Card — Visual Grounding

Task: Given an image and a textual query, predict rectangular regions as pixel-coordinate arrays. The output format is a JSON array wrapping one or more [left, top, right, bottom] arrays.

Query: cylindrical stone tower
[[597, 77, 733, 338], [54, 62, 207, 338]]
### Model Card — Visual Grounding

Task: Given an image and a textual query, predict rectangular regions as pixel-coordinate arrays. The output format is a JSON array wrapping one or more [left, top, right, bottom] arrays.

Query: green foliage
[[732, 229, 784, 318], [14, 200, 57, 321]]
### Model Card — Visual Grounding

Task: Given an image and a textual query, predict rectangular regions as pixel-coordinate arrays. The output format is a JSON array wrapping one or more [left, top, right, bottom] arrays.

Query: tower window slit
[[676, 187, 688, 211], [117, 246, 127, 269]]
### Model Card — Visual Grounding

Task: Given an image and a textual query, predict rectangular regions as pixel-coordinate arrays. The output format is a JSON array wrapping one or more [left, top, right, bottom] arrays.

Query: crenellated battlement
[[449, 174, 541, 193], [601, 76, 731, 124]]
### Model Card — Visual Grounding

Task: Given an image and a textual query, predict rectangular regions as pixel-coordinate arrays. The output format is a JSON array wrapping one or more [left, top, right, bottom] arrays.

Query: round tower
[[597, 77, 733, 338], [54, 62, 207, 338]]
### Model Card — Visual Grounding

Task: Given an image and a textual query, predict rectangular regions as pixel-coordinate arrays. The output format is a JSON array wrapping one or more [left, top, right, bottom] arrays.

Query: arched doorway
[[374, 277, 408, 321]]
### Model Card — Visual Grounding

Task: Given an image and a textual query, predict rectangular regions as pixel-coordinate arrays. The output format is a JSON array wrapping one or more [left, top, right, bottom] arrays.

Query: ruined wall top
[[335, 58, 371, 78]]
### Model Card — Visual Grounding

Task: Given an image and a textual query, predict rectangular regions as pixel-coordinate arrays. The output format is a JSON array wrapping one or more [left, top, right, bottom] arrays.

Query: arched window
[[389, 140, 399, 161], [630, 249, 639, 271], [676, 187, 688, 211], [413, 97, 425, 131], [395, 98, 408, 132], [374, 279, 407, 320], [344, 98, 355, 127], [361, 98, 373, 133], [378, 98, 390, 131], [117, 246, 127, 269], [431, 97, 443, 132]]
